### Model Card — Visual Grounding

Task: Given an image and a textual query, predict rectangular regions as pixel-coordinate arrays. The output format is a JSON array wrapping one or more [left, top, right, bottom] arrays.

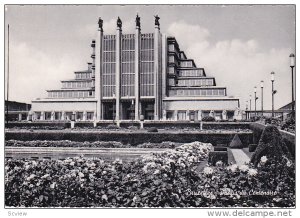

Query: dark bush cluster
[[251, 125, 291, 167], [201, 116, 216, 122], [281, 116, 295, 134]]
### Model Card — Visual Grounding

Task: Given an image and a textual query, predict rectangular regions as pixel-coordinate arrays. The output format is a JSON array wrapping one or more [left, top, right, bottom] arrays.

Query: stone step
[[230, 148, 250, 165]]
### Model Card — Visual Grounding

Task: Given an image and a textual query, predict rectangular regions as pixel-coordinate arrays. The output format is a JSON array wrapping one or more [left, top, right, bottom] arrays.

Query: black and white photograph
[[2, 2, 297, 215]]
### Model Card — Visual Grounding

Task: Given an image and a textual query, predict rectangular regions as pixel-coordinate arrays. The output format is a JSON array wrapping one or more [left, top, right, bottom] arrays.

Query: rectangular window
[[76, 112, 83, 121], [87, 112, 94, 120], [178, 111, 186, 121]]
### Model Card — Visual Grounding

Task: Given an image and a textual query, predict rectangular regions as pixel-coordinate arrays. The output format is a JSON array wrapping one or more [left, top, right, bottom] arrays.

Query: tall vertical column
[[115, 17, 122, 121], [154, 15, 161, 120], [95, 18, 103, 120], [134, 15, 141, 120]]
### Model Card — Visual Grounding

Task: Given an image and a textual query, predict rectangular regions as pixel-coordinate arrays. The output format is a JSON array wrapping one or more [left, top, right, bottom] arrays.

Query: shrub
[[127, 125, 139, 131], [147, 127, 158, 132], [281, 116, 295, 133], [106, 124, 120, 129], [248, 144, 257, 152], [265, 117, 282, 126], [250, 125, 292, 166], [208, 151, 228, 166], [214, 146, 227, 152], [201, 116, 215, 122]]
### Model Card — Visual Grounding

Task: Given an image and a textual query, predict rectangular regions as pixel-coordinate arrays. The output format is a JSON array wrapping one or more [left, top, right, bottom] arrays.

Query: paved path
[[230, 149, 250, 165]]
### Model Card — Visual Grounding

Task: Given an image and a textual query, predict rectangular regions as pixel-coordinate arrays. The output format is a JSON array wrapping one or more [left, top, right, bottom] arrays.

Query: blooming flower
[[203, 167, 214, 175], [286, 160, 292, 167], [50, 182, 56, 189], [227, 164, 238, 172], [153, 169, 160, 175], [113, 158, 123, 165], [239, 164, 249, 172], [26, 174, 36, 181], [260, 156, 268, 164], [216, 161, 223, 167], [102, 194, 108, 201], [248, 169, 258, 176], [41, 174, 50, 179]]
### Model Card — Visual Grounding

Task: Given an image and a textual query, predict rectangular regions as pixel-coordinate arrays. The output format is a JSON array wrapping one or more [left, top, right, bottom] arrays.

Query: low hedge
[[214, 147, 227, 152], [248, 144, 257, 152], [5, 131, 253, 146], [5, 140, 179, 149]]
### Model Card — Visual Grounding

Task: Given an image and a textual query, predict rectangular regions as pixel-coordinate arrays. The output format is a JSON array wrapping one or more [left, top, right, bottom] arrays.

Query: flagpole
[[6, 24, 9, 124]]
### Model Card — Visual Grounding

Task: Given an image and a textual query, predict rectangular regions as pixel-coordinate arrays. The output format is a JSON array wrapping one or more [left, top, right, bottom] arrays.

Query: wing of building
[[31, 15, 240, 122]]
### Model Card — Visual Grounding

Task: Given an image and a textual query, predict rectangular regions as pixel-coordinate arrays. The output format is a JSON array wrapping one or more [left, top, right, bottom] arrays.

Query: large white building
[[31, 15, 241, 122]]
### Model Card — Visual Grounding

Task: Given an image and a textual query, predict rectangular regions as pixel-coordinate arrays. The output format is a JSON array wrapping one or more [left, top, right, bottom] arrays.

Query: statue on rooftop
[[154, 15, 160, 26], [98, 17, 103, 31], [135, 14, 140, 28], [117, 17, 122, 28]]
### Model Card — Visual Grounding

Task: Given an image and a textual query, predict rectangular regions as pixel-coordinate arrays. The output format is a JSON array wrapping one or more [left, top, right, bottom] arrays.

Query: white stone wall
[[31, 101, 97, 112], [164, 99, 239, 111]]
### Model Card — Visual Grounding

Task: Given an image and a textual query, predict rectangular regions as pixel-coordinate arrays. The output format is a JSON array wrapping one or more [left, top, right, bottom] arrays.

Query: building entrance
[[121, 101, 135, 120], [103, 102, 116, 120], [141, 101, 154, 120]]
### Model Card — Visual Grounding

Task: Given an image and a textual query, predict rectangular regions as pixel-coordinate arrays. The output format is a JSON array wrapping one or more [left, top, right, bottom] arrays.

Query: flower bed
[[5, 142, 294, 207]]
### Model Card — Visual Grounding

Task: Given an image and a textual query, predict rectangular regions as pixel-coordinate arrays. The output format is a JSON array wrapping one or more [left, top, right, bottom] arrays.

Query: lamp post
[[249, 95, 252, 111], [246, 100, 249, 120], [112, 92, 116, 124], [271, 72, 275, 117], [254, 86, 258, 116], [290, 53, 295, 114], [249, 95, 252, 119], [260, 80, 264, 116]]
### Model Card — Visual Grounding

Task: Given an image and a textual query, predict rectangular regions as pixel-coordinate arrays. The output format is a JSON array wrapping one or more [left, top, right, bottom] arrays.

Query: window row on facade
[[179, 60, 194, 68], [121, 85, 135, 97], [47, 90, 95, 98], [62, 81, 94, 89], [103, 51, 116, 63], [121, 37, 135, 50], [165, 110, 235, 121], [103, 63, 116, 75], [34, 111, 95, 121], [179, 69, 205, 77], [102, 85, 116, 97], [141, 37, 154, 50], [102, 74, 116, 86], [75, 72, 91, 79], [141, 50, 154, 62], [121, 62, 135, 74], [121, 73, 135, 96], [177, 79, 214, 87], [168, 44, 180, 55], [168, 55, 179, 67], [103, 38, 116, 52], [122, 51, 135, 62], [168, 88, 226, 97]]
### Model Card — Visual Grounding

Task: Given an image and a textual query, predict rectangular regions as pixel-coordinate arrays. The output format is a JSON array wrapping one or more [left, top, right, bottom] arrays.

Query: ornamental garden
[[4, 120, 295, 207]]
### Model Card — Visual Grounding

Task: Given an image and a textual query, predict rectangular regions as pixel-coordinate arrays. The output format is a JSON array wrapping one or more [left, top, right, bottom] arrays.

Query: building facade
[[31, 15, 240, 122], [5, 100, 31, 121]]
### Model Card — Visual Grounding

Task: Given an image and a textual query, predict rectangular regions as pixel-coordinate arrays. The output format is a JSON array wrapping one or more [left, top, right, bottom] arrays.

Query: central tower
[[94, 15, 163, 121]]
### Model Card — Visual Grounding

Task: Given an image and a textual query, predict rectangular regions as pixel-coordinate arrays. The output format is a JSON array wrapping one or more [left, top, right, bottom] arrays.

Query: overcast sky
[[4, 5, 295, 110]]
